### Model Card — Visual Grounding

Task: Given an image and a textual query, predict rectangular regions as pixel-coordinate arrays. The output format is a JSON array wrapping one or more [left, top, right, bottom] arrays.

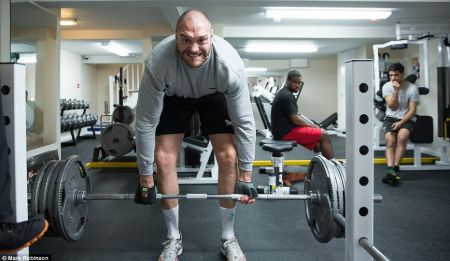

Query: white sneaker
[[159, 235, 183, 261], [221, 238, 246, 261]]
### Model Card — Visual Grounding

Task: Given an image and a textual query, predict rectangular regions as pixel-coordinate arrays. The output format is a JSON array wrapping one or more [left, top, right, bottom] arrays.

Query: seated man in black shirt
[[271, 70, 334, 159]]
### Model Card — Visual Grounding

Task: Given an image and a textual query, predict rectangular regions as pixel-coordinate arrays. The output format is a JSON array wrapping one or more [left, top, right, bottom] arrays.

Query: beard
[[181, 50, 210, 68]]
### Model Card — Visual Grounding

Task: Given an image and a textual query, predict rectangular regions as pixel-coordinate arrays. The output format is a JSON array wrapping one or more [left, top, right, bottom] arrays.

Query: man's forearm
[[398, 111, 415, 126], [386, 94, 399, 110]]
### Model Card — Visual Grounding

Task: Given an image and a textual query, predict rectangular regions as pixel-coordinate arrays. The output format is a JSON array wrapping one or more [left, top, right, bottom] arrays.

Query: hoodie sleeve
[[224, 69, 256, 172], [135, 61, 166, 175]]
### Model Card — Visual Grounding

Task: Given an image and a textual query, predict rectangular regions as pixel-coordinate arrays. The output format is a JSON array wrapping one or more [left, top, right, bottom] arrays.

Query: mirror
[[11, 1, 59, 151]]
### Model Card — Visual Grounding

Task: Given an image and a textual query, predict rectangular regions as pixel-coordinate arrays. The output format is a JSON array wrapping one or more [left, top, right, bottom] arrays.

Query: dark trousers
[[0, 93, 13, 221]]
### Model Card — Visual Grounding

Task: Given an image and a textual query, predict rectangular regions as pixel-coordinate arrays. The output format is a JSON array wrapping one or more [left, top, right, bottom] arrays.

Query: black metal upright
[[436, 67, 449, 137], [118, 67, 124, 107], [436, 37, 450, 138]]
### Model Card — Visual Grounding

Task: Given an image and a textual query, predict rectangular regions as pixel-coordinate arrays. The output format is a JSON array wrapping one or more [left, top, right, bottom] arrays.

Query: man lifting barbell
[[134, 9, 257, 261]]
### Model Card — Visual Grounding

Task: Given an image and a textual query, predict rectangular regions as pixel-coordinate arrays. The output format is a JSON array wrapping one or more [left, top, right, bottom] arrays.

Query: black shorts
[[156, 93, 234, 136], [383, 117, 415, 134]]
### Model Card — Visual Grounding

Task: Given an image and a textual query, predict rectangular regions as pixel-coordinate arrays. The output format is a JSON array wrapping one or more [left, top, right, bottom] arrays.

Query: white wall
[[60, 49, 82, 99], [81, 63, 97, 114], [60, 49, 122, 116], [95, 64, 125, 115], [293, 58, 338, 122]]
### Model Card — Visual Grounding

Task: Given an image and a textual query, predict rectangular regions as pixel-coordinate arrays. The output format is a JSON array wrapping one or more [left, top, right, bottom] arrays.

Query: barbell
[[29, 154, 382, 243]]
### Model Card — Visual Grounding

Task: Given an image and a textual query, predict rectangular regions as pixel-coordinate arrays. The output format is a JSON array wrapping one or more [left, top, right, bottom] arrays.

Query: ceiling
[[15, 0, 450, 64]]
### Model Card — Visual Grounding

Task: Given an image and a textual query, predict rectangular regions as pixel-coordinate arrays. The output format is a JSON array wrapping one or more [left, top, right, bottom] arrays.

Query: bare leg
[[209, 134, 238, 209], [313, 143, 321, 153], [155, 134, 184, 209], [384, 132, 397, 167], [319, 131, 334, 160], [394, 129, 411, 167]]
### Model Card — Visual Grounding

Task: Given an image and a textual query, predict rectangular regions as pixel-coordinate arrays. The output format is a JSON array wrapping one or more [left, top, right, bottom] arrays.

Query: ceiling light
[[245, 67, 268, 72], [245, 45, 318, 53], [100, 42, 130, 57], [265, 8, 392, 21], [60, 18, 78, 26], [17, 53, 36, 64]]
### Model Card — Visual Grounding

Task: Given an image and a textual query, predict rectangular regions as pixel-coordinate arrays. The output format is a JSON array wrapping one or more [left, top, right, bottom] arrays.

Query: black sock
[[394, 166, 400, 172]]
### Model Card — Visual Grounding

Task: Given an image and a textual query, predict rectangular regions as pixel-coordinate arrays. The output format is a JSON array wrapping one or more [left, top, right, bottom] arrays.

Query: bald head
[[175, 9, 213, 68], [176, 10, 212, 33]]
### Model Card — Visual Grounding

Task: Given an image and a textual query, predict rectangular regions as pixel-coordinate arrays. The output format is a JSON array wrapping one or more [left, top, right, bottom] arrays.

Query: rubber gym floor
[[30, 135, 450, 261]]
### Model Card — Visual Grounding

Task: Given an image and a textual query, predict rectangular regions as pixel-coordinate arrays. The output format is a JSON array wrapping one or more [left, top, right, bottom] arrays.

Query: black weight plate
[[112, 105, 135, 125], [304, 155, 336, 243], [54, 155, 90, 241], [52, 158, 73, 241], [100, 122, 135, 157], [52, 156, 75, 241], [324, 159, 340, 216], [38, 160, 59, 217], [336, 161, 346, 217], [30, 161, 51, 216], [47, 160, 66, 234], [330, 160, 346, 238], [336, 161, 347, 238], [330, 160, 345, 216]]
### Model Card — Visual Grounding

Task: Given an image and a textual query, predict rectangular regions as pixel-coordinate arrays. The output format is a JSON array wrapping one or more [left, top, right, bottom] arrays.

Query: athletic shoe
[[159, 235, 183, 261], [221, 238, 246, 261], [382, 167, 400, 185], [0, 216, 48, 254]]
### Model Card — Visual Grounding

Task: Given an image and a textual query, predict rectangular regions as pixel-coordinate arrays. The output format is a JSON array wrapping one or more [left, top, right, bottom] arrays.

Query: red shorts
[[282, 126, 322, 150]]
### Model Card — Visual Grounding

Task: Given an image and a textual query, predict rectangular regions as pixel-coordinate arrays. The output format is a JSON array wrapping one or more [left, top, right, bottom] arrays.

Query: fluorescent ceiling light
[[60, 19, 78, 26], [17, 53, 36, 64], [245, 67, 268, 72], [100, 42, 130, 57], [265, 8, 392, 21], [245, 45, 318, 53]]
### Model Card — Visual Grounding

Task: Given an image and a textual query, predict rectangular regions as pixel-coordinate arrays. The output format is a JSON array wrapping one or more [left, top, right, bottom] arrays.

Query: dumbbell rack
[[60, 99, 97, 146]]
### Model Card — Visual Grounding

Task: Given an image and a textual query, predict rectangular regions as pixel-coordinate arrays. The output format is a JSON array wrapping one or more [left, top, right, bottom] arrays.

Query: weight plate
[[335, 161, 347, 238], [54, 155, 90, 241], [330, 160, 346, 238], [30, 161, 51, 216], [38, 160, 59, 217], [100, 122, 135, 157], [52, 157, 75, 241], [323, 159, 340, 217], [304, 155, 336, 243], [112, 105, 135, 125], [330, 160, 345, 216], [47, 160, 66, 234], [336, 161, 346, 217]]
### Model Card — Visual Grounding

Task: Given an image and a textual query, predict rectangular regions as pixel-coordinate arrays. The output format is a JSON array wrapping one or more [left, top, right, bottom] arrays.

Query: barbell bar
[[83, 193, 311, 201], [82, 192, 382, 202]]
